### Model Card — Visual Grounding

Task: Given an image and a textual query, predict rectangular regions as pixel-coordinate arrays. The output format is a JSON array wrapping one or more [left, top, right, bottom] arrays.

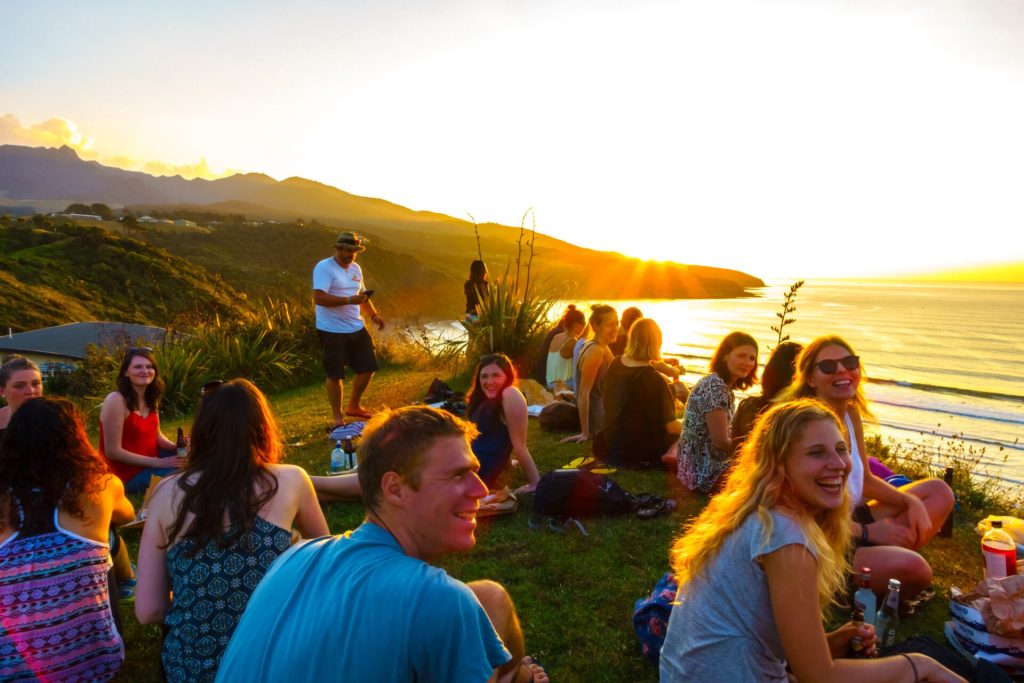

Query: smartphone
[[363, 289, 375, 298]]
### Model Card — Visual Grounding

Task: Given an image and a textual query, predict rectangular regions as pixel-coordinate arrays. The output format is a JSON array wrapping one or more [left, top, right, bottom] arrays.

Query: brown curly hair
[[0, 397, 109, 533]]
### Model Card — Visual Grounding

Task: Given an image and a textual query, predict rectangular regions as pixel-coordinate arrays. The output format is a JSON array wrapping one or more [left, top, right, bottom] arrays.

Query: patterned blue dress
[[162, 517, 292, 682]]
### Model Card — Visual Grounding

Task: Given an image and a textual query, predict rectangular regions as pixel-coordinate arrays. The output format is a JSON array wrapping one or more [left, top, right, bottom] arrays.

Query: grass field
[[112, 366, 998, 682]]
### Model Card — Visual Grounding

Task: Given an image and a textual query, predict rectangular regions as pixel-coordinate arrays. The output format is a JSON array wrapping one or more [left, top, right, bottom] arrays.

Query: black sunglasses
[[200, 379, 225, 397], [815, 355, 860, 374]]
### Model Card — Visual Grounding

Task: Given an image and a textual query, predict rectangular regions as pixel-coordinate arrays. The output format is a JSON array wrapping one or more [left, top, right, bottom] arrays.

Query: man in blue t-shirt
[[312, 230, 386, 427], [216, 406, 546, 683]]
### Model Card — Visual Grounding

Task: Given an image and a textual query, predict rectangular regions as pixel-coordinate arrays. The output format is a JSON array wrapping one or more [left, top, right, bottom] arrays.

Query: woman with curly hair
[[136, 379, 329, 682], [100, 348, 183, 493], [0, 397, 135, 682], [676, 331, 758, 493], [660, 399, 964, 682]]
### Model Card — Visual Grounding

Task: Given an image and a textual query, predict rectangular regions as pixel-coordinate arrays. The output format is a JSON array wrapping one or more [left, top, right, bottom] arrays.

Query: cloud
[[0, 114, 95, 152], [0, 113, 241, 180]]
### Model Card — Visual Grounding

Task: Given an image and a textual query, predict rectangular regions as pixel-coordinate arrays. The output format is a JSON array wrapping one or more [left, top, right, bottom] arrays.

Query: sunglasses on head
[[815, 355, 860, 374], [200, 380, 225, 397]]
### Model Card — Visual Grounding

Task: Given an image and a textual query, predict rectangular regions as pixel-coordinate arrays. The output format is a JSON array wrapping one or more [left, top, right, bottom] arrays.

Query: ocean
[[596, 279, 1023, 487]]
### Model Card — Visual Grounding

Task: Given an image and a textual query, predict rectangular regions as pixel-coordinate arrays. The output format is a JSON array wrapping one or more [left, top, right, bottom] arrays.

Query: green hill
[[0, 221, 245, 331]]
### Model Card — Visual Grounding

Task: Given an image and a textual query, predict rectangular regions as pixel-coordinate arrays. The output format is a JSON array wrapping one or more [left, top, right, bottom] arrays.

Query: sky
[[2, 0, 1023, 280]]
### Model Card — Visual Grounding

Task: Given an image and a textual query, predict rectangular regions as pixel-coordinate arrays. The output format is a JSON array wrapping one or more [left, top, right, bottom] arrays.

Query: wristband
[[901, 654, 919, 683], [859, 522, 869, 545]]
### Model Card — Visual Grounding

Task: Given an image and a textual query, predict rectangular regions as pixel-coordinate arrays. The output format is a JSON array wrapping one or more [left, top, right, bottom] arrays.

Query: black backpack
[[532, 469, 634, 517]]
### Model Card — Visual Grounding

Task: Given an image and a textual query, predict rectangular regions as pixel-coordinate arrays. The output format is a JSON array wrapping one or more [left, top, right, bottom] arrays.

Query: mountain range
[[0, 144, 764, 331]]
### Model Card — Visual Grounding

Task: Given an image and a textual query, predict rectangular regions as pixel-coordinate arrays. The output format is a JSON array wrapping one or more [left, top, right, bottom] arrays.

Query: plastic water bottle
[[330, 440, 346, 473], [874, 578, 901, 649], [853, 567, 877, 629], [982, 519, 1018, 580]]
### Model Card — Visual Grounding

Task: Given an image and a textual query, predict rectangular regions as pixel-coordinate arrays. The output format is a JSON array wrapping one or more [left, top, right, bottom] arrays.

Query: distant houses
[[0, 322, 169, 373]]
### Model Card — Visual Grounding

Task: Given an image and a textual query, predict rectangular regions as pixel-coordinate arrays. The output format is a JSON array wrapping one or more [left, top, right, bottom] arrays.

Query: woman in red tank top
[[99, 348, 183, 494]]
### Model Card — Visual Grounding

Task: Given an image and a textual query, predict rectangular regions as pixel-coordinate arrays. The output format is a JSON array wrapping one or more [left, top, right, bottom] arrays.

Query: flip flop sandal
[[636, 498, 677, 519], [345, 408, 375, 419]]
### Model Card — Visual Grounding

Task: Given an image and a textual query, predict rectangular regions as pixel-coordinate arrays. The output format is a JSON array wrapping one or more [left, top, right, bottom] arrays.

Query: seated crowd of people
[[0, 296, 965, 682]]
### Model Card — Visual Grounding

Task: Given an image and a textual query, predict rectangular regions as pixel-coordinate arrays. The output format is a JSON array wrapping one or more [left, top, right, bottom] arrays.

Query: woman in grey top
[[661, 399, 964, 683], [561, 304, 617, 445]]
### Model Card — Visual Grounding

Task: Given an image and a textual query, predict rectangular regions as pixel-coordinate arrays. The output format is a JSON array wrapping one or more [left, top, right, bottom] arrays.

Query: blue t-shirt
[[215, 522, 511, 683]]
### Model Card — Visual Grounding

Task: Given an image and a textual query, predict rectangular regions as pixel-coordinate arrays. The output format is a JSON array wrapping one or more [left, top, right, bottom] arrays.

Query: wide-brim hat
[[334, 231, 366, 252]]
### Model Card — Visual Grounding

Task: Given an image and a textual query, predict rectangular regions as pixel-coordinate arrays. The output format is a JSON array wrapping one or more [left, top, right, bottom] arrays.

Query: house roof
[[0, 322, 168, 360]]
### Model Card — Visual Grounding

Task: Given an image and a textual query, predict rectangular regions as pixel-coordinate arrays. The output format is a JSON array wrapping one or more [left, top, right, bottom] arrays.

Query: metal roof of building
[[0, 322, 168, 360]]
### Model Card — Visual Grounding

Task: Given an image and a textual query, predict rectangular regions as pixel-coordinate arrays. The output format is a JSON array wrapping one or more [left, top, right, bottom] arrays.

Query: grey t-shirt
[[660, 509, 815, 682]]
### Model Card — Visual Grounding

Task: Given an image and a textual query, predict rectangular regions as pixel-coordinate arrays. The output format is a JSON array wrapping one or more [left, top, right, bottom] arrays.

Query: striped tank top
[[0, 505, 123, 682]]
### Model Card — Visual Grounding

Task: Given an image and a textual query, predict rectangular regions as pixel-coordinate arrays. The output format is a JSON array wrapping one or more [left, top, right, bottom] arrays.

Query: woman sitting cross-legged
[[660, 399, 965, 683], [312, 353, 541, 500], [0, 397, 135, 682], [776, 335, 954, 601], [135, 379, 329, 683], [601, 318, 681, 469]]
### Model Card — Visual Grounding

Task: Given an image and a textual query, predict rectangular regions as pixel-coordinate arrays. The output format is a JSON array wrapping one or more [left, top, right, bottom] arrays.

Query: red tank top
[[99, 410, 159, 483]]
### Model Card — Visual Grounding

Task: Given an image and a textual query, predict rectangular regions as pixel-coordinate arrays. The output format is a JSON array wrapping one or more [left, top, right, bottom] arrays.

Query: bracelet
[[859, 522, 869, 545], [901, 654, 919, 683]]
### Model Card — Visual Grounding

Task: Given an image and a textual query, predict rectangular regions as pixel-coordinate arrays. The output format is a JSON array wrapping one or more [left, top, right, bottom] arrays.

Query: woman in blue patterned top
[[135, 379, 329, 683]]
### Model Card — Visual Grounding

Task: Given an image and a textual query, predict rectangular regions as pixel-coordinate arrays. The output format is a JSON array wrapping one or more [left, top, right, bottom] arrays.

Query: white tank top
[[844, 411, 864, 505]]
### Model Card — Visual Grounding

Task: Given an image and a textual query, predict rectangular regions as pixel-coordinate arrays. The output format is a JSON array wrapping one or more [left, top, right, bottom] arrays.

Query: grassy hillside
[[0, 221, 245, 331]]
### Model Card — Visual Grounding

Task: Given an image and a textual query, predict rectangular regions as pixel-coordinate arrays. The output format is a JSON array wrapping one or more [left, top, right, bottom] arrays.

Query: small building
[[174, 219, 198, 227], [0, 322, 169, 374]]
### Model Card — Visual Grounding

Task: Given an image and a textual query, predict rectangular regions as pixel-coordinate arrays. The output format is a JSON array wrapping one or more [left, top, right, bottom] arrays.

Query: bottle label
[[984, 548, 1010, 579]]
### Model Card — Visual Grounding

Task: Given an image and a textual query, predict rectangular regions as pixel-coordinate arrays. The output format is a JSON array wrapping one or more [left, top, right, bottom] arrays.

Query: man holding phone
[[312, 231, 386, 426]]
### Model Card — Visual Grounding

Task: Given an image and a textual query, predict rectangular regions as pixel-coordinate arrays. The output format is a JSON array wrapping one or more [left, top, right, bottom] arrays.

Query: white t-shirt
[[312, 257, 365, 333]]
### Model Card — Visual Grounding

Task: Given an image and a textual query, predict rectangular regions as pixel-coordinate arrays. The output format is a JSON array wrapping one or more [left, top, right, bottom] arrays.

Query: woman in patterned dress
[[676, 331, 758, 494], [0, 397, 135, 682], [135, 379, 329, 683]]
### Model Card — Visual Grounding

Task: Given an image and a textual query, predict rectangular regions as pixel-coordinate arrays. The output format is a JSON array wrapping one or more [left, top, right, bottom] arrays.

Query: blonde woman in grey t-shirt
[[661, 400, 965, 683]]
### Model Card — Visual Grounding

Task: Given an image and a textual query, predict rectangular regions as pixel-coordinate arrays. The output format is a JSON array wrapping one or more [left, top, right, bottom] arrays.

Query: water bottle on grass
[[330, 440, 346, 473]]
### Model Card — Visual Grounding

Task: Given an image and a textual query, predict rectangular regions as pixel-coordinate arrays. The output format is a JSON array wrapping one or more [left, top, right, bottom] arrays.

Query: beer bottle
[[849, 606, 866, 657], [176, 427, 187, 459], [874, 578, 901, 650], [342, 438, 357, 470], [853, 567, 877, 629], [938, 467, 954, 538]]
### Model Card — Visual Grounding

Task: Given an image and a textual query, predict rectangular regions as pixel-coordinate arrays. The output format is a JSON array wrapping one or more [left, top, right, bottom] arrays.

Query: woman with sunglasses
[[136, 379, 329, 683], [1, 397, 135, 681], [99, 348, 184, 494], [0, 354, 44, 441], [676, 331, 758, 493], [777, 335, 954, 599], [660, 399, 964, 683]]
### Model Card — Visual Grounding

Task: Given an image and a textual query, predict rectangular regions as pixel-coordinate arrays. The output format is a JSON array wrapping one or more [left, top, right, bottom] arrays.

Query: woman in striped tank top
[[0, 397, 135, 682]]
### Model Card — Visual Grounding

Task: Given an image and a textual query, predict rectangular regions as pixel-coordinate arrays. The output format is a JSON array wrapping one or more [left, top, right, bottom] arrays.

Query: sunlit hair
[[358, 406, 478, 514], [620, 307, 643, 333], [625, 318, 663, 362], [164, 379, 282, 553], [468, 259, 488, 283], [775, 335, 874, 419], [466, 353, 517, 418], [586, 304, 617, 342], [669, 399, 851, 609], [115, 348, 164, 412], [1, 354, 41, 389], [759, 341, 803, 401], [709, 331, 758, 390], [557, 304, 585, 331], [0, 397, 109, 534]]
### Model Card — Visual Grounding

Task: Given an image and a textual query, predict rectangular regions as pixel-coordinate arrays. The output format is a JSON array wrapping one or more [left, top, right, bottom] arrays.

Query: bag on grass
[[532, 469, 634, 517], [633, 571, 679, 665], [538, 400, 580, 433]]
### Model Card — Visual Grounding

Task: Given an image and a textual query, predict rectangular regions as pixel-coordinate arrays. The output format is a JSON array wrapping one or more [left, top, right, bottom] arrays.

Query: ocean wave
[[870, 398, 1024, 427], [868, 378, 1024, 404], [876, 421, 1024, 453]]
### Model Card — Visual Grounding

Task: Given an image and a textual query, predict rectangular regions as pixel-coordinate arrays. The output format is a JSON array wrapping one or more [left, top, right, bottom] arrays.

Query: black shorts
[[317, 328, 379, 380]]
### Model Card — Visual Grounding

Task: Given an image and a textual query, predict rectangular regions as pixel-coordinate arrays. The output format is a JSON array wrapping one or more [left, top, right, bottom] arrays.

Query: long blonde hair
[[669, 399, 852, 608], [775, 335, 874, 420]]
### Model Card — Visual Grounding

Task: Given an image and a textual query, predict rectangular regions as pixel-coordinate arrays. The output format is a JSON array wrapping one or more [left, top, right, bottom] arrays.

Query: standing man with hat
[[313, 231, 386, 427]]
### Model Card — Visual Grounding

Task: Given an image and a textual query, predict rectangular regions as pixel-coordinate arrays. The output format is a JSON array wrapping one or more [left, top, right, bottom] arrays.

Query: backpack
[[538, 400, 580, 433], [532, 469, 634, 517]]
